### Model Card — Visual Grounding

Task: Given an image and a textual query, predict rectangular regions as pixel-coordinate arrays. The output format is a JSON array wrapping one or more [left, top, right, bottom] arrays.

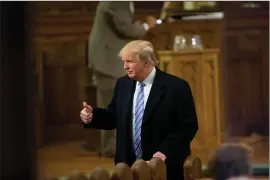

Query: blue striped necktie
[[133, 81, 145, 159]]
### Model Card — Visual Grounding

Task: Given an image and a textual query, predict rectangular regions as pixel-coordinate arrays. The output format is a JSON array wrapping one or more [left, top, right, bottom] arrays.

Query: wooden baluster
[[131, 160, 151, 180], [184, 155, 203, 180], [148, 158, 166, 180], [110, 163, 132, 180], [89, 167, 110, 180]]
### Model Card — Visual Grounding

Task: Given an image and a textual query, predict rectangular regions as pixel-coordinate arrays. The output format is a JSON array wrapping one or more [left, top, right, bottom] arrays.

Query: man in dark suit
[[88, 1, 157, 157], [81, 40, 198, 180]]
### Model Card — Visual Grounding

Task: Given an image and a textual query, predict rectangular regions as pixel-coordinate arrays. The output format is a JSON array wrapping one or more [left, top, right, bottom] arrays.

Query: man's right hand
[[146, 15, 157, 29], [80, 102, 93, 124]]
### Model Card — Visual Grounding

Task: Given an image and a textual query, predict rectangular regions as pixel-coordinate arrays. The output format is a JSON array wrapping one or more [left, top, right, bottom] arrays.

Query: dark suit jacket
[[84, 68, 198, 179]]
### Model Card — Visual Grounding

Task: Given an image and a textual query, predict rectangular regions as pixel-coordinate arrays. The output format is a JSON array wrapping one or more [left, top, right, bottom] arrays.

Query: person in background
[[86, 1, 157, 157], [207, 143, 253, 180], [81, 40, 198, 180]]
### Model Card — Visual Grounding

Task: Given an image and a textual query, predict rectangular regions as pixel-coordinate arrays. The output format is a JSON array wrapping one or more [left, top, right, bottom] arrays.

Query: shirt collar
[[137, 67, 156, 86]]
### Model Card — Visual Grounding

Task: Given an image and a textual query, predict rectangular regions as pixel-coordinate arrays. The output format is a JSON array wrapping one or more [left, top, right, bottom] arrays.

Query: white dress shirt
[[132, 67, 156, 129]]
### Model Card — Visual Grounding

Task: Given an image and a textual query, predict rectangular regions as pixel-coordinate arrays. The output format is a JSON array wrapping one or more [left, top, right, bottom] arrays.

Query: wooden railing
[[44, 155, 203, 180]]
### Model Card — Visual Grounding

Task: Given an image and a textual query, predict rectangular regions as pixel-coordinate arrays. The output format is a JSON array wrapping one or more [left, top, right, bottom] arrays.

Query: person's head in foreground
[[118, 40, 158, 81], [207, 143, 253, 180]]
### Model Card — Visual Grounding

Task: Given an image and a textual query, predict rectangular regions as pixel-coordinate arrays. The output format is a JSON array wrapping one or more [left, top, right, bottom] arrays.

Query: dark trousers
[[166, 162, 184, 180]]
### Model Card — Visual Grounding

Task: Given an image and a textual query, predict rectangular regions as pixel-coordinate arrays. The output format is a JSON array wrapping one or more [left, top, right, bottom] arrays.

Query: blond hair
[[118, 40, 158, 65]]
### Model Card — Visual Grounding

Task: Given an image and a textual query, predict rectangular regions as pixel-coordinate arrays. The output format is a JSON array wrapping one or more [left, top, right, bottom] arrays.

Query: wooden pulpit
[[157, 49, 222, 162]]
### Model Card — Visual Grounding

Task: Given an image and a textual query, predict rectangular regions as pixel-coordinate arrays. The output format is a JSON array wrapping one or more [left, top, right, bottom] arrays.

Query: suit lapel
[[122, 77, 136, 126], [143, 69, 165, 124]]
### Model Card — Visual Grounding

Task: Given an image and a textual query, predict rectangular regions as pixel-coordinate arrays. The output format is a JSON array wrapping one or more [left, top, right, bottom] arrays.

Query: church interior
[[0, 1, 268, 180]]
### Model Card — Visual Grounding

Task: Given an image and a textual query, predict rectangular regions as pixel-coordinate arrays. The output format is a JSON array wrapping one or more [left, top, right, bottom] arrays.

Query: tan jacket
[[88, 2, 147, 78]]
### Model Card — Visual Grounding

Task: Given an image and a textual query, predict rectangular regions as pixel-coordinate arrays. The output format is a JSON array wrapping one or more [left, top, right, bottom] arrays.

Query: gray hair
[[118, 40, 158, 65], [207, 143, 253, 180]]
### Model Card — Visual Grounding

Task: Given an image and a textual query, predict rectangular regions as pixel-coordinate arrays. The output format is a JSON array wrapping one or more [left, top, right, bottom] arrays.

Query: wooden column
[[0, 2, 36, 179]]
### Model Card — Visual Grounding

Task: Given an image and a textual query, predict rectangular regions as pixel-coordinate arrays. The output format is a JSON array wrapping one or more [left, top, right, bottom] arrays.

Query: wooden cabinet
[[157, 49, 222, 162]]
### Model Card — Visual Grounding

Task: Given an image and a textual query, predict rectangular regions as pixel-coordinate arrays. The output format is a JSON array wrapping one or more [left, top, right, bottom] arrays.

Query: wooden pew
[[110, 163, 132, 180], [45, 155, 203, 180], [184, 156, 204, 180]]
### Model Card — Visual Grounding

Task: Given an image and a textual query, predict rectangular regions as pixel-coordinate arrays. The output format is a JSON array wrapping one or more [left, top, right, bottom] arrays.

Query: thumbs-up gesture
[[80, 102, 93, 124]]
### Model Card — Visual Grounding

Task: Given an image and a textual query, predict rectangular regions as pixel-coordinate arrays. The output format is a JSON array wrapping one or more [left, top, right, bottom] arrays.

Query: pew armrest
[[184, 155, 204, 180]]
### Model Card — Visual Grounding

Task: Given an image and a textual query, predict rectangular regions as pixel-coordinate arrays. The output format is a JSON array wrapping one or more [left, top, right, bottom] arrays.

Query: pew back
[[45, 155, 203, 180]]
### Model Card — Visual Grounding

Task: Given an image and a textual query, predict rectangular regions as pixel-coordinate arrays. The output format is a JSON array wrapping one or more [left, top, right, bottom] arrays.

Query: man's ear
[[144, 60, 148, 67], [145, 59, 152, 66]]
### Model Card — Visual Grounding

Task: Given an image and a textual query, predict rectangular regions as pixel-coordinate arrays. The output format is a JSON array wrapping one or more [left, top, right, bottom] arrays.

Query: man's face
[[122, 53, 145, 80]]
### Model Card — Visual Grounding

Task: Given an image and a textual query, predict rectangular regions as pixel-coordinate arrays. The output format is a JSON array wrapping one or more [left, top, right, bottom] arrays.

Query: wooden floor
[[37, 141, 114, 179], [37, 137, 269, 179]]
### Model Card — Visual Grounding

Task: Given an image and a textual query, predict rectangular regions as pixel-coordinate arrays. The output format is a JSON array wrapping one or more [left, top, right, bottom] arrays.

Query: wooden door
[[36, 38, 90, 144]]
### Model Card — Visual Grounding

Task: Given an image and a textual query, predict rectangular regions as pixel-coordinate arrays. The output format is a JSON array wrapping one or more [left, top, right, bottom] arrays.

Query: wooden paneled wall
[[221, 2, 269, 136], [33, 1, 162, 40]]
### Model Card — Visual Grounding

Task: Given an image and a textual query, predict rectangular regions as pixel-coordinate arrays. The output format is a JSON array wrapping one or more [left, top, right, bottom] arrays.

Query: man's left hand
[[153, 151, 166, 161]]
